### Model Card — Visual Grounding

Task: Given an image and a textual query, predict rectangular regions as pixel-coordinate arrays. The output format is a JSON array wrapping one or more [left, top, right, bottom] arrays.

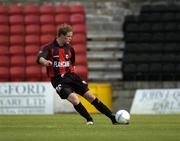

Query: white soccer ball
[[115, 110, 130, 124]]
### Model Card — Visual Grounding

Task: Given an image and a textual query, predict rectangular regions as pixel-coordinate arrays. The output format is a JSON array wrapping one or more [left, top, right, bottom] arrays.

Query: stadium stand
[[123, 3, 180, 81], [10, 67, 25, 81], [0, 0, 180, 113], [0, 67, 9, 82], [0, 5, 88, 81]]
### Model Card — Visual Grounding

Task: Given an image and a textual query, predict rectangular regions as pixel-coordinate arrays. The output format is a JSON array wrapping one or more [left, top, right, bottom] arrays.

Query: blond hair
[[57, 23, 72, 37]]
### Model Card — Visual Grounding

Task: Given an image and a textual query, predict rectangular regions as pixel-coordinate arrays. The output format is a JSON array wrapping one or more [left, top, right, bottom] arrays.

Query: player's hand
[[44, 60, 53, 66], [39, 57, 53, 67]]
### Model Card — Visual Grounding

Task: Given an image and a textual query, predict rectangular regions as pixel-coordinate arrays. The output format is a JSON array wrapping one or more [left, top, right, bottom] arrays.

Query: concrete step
[[122, 81, 179, 90], [88, 61, 122, 70], [87, 41, 124, 50], [87, 21, 122, 32], [88, 71, 122, 80], [87, 31, 123, 40], [86, 14, 113, 22], [87, 50, 123, 60]]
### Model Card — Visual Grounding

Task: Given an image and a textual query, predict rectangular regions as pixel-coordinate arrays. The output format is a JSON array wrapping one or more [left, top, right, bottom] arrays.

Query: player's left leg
[[70, 73, 117, 124], [83, 91, 117, 124]]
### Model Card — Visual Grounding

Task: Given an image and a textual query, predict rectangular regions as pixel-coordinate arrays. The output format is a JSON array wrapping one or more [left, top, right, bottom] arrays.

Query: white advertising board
[[53, 92, 75, 113], [0, 82, 54, 114], [130, 89, 180, 114]]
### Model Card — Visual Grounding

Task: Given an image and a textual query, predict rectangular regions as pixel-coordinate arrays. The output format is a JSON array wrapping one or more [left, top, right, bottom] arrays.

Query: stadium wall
[[1, 0, 179, 114], [0, 82, 112, 114]]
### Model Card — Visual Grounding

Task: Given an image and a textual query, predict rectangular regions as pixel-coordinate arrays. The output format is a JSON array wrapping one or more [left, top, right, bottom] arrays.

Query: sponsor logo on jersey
[[54, 61, 70, 68]]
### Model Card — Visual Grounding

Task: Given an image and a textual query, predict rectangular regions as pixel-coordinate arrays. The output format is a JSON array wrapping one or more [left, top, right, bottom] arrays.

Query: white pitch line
[[0, 125, 61, 128]]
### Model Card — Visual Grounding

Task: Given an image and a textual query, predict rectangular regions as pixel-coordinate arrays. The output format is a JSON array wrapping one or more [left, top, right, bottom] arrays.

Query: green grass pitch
[[0, 114, 180, 141]]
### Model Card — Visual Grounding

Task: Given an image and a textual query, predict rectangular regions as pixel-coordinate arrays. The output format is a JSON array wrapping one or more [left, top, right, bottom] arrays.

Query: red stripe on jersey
[[69, 64, 75, 72], [59, 48, 66, 74], [48, 49, 54, 77], [69, 47, 75, 73]]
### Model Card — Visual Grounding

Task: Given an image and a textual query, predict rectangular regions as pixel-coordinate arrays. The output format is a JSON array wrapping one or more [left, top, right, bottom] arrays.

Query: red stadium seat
[[10, 35, 24, 45], [23, 6, 39, 14], [10, 55, 26, 66], [55, 14, 70, 24], [70, 14, 85, 24], [75, 54, 87, 65], [9, 46, 24, 55], [72, 33, 86, 45], [25, 35, 40, 45], [70, 5, 85, 14], [9, 15, 24, 24], [10, 67, 25, 81], [25, 45, 39, 55], [0, 6, 9, 14], [0, 35, 9, 46], [73, 44, 86, 54], [0, 25, 9, 34], [75, 65, 88, 81], [10, 25, 25, 35], [0, 46, 9, 55], [25, 24, 41, 34], [0, 15, 9, 24], [55, 6, 70, 14], [40, 6, 54, 14], [26, 55, 38, 66], [40, 34, 54, 45], [72, 24, 86, 34], [41, 67, 50, 81], [41, 24, 56, 34], [40, 14, 55, 24], [26, 65, 41, 81], [9, 6, 23, 14], [24, 15, 40, 24], [0, 56, 10, 67], [0, 67, 9, 81]]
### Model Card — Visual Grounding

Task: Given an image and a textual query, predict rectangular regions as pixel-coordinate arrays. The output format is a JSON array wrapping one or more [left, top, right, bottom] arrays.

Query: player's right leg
[[51, 76, 93, 125], [67, 93, 93, 125]]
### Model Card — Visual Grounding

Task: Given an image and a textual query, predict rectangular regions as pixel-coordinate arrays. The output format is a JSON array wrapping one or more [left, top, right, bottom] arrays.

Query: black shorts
[[51, 73, 89, 99]]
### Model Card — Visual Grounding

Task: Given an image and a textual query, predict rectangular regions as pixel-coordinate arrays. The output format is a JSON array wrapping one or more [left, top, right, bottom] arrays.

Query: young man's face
[[59, 31, 73, 45]]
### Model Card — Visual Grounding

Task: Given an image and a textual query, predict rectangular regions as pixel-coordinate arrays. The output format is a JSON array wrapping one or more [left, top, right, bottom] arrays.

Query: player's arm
[[39, 57, 52, 66], [37, 46, 53, 67]]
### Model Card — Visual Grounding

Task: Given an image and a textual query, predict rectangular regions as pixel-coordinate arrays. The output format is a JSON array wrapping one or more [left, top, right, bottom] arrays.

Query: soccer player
[[37, 24, 117, 125]]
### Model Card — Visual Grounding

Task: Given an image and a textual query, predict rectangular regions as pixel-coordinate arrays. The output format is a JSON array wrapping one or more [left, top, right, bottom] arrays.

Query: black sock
[[74, 102, 93, 122], [91, 98, 113, 119]]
